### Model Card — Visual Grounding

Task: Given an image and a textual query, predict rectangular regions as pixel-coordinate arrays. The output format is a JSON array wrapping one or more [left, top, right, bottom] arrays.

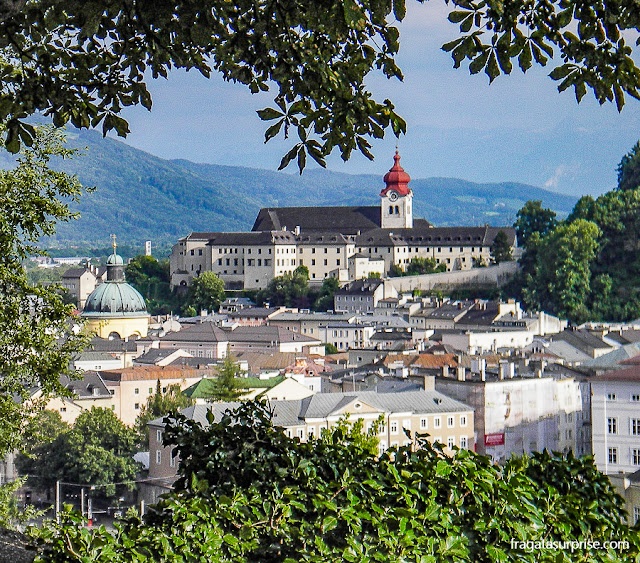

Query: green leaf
[[257, 107, 284, 121], [393, 0, 406, 21], [264, 119, 284, 142]]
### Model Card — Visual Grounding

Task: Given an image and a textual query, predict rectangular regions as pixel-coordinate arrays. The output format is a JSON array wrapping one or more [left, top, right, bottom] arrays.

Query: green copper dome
[[82, 244, 148, 317], [83, 281, 148, 316]]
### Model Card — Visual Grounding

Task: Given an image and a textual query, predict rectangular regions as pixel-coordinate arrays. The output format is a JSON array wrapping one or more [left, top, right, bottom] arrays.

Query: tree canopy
[[188, 271, 226, 314], [0, 126, 88, 456], [19, 407, 140, 499], [31, 401, 640, 562], [1, 1, 640, 170], [203, 355, 248, 403]]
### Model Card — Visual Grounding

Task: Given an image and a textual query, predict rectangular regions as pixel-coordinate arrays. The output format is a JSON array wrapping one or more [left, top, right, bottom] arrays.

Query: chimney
[[294, 225, 301, 236], [498, 360, 508, 380], [508, 362, 515, 379], [200, 309, 208, 317], [423, 375, 435, 390], [441, 365, 449, 378], [456, 366, 465, 382]]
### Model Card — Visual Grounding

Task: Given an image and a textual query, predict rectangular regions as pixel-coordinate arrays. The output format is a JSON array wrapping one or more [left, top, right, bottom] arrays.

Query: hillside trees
[[1, 2, 640, 171], [125, 255, 177, 314], [31, 402, 640, 561]]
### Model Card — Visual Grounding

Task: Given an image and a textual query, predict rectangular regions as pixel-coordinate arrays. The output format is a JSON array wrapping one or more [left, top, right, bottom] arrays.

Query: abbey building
[[170, 153, 516, 291]]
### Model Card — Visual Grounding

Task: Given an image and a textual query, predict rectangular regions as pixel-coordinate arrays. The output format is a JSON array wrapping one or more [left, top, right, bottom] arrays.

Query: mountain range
[[14, 128, 577, 248]]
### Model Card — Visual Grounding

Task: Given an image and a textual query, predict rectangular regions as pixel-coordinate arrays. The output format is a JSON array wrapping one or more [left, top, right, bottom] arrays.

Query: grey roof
[[552, 329, 613, 355], [229, 307, 281, 319], [297, 390, 472, 418], [73, 350, 119, 362], [62, 267, 90, 278], [269, 312, 355, 323], [425, 301, 475, 320], [227, 325, 320, 344], [159, 322, 228, 343], [88, 337, 138, 352], [149, 390, 471, 428], [356, 225, 515, 247], [252, 206, 382, 234], [60, 372, 111, 398], [134, 349, 183, 364], [580, 342, 640, 370], [205, 231, 296, 246], [335, 279, 383, 295], [545, 341, 592, 363]]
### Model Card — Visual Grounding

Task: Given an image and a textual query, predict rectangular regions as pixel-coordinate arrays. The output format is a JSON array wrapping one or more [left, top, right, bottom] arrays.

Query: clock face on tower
[[387, 190, 399, 202]]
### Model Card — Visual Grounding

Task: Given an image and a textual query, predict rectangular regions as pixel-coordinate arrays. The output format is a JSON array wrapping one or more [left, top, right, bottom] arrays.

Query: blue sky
[[117, 2, 640, 198]]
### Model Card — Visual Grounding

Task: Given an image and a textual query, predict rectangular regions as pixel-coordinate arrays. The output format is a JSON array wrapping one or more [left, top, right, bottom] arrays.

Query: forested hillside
[[6, 129, 576, 246]]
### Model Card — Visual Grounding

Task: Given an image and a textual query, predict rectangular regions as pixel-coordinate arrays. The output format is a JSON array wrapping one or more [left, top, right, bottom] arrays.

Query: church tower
[[380, 151, 413, 229]]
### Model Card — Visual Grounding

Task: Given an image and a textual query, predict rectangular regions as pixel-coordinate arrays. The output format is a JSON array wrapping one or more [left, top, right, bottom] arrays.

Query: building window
[[148, 387, 153, 394], [390, 421, 398, 434], [170, 453, 176, 468], [460, 436, 468, 448], [420, 418, 427, 430], [608, 448, 618, 464], [134, 388, 139, 394], [633, 394, 640, 402], [634, 507, 640, 524], [632, 419, 640, 436], [135, 403, 140, 410], [311, 259, 316, 265], [156, 450, 162, 464], [447, 437, 455, 449], [157, 430, 162, 443], [633, 449, 640, 465], [460, 415, 467, 427], [608, 417, 617, 434], [447, 416, 454, 428], [308, 426, 315, 439], [297, 428, 305, 440], [433, 416, 441, 429], [607, 393, 617, 400]]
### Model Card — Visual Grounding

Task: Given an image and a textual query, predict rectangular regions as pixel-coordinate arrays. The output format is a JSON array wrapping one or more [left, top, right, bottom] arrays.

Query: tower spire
[[111, 233, 117, 256]]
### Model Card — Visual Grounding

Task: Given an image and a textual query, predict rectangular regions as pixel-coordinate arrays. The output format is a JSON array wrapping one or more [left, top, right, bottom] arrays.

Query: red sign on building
[[484, 433, 505, 446]]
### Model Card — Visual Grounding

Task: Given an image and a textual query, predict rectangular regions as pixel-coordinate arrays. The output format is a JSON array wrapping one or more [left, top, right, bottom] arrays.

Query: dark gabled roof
[[252, 206, 382, 234], [159, 322, 228, 343], [455, 301, 501, 326], [60, 372, 111, 398], [205, 231, 296, 246], [335, 279, 383, 295], [227, 325, 320, 344], [356, 225, 516, 247], [88, 336, 138, 352], [229, 307, 281, 319], [134, 348, 182, 364], [552, 329, 612, 355], [62, 267, 90, 278], [425, 301, 476, 320], [296, 232, 353, 245]]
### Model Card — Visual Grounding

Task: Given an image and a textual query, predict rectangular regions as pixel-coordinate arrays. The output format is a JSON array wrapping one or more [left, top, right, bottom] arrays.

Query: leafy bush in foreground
[[31, 402, 640, 562]]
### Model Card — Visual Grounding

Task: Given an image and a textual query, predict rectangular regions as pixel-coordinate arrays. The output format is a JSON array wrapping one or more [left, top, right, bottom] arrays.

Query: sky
[[116, 2, 640, 198]]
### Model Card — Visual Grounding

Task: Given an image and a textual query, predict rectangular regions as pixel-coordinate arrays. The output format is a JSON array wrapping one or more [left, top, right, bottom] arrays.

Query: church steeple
[[380, 151, 413, 229]]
